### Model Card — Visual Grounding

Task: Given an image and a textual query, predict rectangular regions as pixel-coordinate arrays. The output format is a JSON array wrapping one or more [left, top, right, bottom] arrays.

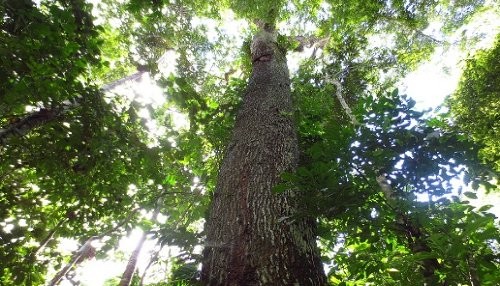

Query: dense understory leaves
[[0, 1, 170, 284]]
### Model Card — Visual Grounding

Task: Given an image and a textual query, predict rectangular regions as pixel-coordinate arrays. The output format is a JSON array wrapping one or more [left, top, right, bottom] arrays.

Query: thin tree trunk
[[0, 108, 62, 144], [466, 253, 480, 286], [334, 80, 447, 285], [118, 232, 148, 286], [201, 26, 327, 285], [119, 209, 160, 286], [138, 249, 159, 286], [376, 175, 446, 285], [47, 209, 139, 285]]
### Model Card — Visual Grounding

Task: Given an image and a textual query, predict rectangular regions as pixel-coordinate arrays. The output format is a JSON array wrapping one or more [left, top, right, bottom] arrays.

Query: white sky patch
[[2, 223, 14, 234], [56, 228, 166, 286], [127, 184, 138, 197], [57, 238, 79, 253], [403, 46, 462, 110], [193, 176, 200, 184], [105, 72, 168, 145], [402, 6, 500, 110], [118, 227, 145, 250], [61, 259, 123, 286], [107, 72, 165, 108], [191, 10, 249, 80], [473, 187, 500, 215], [220, 11, 249, 43], [158, 50, 179, 77], [287, 46, 317, 75], [134, 74, 166, 107], [170, 109, 190, 131], [156, 213, 168, 224], [18, 219, 27, 227], [193, 10, 248, 46]]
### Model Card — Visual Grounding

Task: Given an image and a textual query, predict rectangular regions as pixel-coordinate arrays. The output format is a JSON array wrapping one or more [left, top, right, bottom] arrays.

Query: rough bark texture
[[201, 30, 327, 286]]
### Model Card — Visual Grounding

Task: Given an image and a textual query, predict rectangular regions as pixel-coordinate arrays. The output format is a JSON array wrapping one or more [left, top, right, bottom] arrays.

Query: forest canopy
[[0, 0, 499, 285]]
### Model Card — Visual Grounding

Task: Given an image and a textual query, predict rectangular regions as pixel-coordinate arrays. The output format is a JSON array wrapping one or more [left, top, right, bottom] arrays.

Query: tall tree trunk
[[201, 27, 327, 285]]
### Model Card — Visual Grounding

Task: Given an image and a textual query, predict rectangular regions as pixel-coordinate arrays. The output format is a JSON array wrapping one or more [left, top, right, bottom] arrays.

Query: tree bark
[[201, 28, 327, 285]]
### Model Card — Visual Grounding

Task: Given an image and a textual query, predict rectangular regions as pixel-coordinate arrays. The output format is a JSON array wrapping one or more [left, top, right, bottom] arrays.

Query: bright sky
[[38, 3, 500, 285], [403, 5, 500, 110]]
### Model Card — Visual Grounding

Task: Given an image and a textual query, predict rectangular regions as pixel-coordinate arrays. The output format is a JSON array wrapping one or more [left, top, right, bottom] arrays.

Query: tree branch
[[29, 218, 67, 259], [47, 236, 98, 286], [101, 71, 147, 92], [0, 108, 62, 144], [47, 208, 140, 286], [0, 71, 147, 145], [138, 246, 163, 286], [324, 75, 360, 126]]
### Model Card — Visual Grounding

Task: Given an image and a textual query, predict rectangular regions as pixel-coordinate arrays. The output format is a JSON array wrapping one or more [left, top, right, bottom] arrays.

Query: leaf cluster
[[448, 34, 500, 172], [284, 84, 499, 284]]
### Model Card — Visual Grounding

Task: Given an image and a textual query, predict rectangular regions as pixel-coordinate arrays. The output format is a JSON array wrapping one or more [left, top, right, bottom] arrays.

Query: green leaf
[[477, 204, 494, 212], [463, 192, 478, 199], [163, 174, 177, 186], [272, 183, 289, 193]]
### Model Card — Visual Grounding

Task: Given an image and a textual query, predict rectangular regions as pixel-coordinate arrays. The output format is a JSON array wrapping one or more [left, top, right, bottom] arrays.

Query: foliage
[[286, 87, 500, 285], [448, 34, 500, 172], [0, 0, 193, 284], [0, 0, 498, 285]]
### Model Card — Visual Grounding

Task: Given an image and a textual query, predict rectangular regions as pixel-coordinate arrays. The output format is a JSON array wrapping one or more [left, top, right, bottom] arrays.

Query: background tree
[[447, 35, 500, 172]]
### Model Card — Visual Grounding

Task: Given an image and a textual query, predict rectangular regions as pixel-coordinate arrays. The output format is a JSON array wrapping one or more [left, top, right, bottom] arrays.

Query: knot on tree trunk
[[251, 30, 277, 62]]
